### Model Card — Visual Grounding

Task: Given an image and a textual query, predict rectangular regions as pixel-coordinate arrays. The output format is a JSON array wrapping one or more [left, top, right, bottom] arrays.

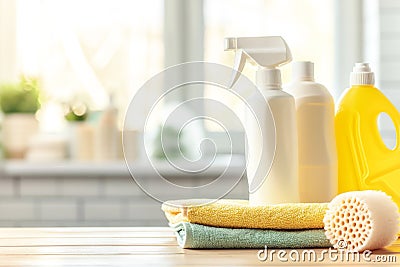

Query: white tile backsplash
[[0, 177, 15, 196], [20, 177, 59, 196], [0, 170, 247, 226], [60, 177, 101, 196], [0, 200, 36, 220], [39, 200, 78, 221]]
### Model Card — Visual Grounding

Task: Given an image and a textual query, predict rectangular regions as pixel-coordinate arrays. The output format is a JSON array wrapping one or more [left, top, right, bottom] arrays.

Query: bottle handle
[[381, 104, 400, 152]]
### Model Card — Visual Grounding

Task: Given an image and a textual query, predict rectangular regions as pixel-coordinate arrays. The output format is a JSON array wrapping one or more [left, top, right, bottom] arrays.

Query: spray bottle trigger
[[228, 50, 247, 89]]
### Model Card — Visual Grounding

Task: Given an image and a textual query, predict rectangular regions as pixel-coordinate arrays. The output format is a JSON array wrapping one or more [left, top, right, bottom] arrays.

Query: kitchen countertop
[[0, 227, 397, 266]]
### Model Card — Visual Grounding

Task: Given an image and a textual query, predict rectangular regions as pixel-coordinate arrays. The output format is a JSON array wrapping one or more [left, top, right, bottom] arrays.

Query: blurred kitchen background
[[0, 0, 398, 226]]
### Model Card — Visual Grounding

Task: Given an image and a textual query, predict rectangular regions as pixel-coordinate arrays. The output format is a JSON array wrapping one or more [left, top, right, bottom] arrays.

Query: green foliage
[[64, 110, 88, 122], [64, 102, 89, 122], [0, 77, 41, 114]]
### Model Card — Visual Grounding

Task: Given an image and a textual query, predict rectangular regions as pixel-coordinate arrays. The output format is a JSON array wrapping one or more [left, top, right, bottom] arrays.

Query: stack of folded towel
[[162, 199, 332, 249]]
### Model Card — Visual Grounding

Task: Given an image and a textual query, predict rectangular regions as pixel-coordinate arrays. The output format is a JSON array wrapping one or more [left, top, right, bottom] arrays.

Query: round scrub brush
[[324, 190, 399, 252]]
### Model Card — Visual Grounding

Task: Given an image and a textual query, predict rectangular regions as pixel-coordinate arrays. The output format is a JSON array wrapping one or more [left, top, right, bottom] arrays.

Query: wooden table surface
[[0, 227, 397, 266]]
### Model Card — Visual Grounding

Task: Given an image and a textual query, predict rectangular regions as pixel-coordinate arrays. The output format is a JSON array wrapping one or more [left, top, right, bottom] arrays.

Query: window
[[0, 0, 366, 157], [15, 0, 164, 131]]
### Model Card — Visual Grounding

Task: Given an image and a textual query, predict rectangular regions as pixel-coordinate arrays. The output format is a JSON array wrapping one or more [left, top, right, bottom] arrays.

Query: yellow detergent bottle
[[336, 63, 400, 210]]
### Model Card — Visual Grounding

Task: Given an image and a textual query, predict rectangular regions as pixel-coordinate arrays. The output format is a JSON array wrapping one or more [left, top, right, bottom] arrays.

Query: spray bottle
[[225, 36, 299, 204]]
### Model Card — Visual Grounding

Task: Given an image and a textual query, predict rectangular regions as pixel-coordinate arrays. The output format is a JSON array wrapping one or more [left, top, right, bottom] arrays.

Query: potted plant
[[0, 76, 41, 158]]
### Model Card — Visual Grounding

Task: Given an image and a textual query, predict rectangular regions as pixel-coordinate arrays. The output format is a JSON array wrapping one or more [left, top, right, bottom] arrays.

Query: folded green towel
[[172, 222, 331, 249]]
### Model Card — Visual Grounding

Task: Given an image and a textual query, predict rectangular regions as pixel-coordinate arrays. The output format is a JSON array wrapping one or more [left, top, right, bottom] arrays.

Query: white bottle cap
[[256, 68, 282, 89], [350, 63, 375, 85], [292, 61, 314, 81]]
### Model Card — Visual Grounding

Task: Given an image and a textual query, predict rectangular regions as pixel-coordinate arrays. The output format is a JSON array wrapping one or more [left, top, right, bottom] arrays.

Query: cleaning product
[[335, 63, 400, 210], [324, 190, 399, 252], [94, 99, 119, 161], [286, 61, 337, 203], [224, 36, 299, 205], [162, 199, 327, 229]]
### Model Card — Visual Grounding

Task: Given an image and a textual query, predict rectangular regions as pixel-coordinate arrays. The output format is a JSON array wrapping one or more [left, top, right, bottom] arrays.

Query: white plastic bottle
[[225, 36, 299, 205], [94, 101, 119, 161], [286, 61, 337, 202]]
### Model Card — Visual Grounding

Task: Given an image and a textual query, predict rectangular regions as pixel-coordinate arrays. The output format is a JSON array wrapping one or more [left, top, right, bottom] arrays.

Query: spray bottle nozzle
[[224, 36, 292, 88]]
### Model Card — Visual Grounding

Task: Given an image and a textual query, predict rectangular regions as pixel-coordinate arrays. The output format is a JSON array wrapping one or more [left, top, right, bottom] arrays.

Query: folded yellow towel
[[162, 199, 328, 229]]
